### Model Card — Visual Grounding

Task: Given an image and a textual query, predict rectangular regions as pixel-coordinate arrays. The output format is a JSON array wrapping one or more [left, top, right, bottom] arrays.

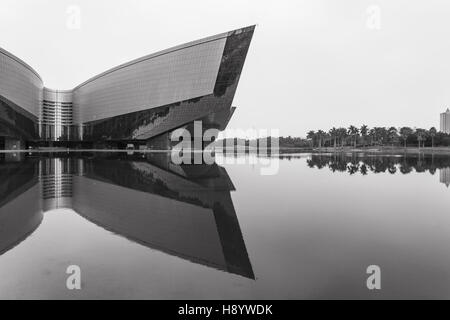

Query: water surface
[[1, 151, 450, 299]]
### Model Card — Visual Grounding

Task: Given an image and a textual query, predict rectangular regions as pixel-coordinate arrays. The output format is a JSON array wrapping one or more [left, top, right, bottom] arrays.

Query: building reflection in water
[[440, 167, 450, 188], [303, 153, 450, 188], [39, 157, 76, 211], [0, 155, 42, 256], [0, 152, 254, 279]]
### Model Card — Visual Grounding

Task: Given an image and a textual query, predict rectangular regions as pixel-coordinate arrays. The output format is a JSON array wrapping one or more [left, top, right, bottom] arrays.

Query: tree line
[[306, 126, 450, 148]]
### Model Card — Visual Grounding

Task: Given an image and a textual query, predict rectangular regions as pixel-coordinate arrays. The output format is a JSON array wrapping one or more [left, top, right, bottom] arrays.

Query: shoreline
[[301, 146, 450, 154], [2, 146, 450, 155]]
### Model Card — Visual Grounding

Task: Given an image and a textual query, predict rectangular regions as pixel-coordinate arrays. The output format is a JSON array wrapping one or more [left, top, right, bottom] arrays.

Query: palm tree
[[347, 125, 359, 147], [306, 130, 316, 147], [317, 130, 326, 149], [368, 128, 376, 146], [399, 127, 413, 148], [360, 125, 369, 148], [329, 127, 338, 150], [429, 127, 437, 149], [416, 128, 427, 149], [337, 127, 348, 147]]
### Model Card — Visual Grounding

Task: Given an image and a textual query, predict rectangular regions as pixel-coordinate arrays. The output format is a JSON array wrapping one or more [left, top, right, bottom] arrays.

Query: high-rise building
[[0, 26, 255, 149], [440, 108, 450, 134]]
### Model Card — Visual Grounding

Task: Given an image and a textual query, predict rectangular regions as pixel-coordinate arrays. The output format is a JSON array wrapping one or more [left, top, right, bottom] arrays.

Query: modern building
[[440, 108, 450, 134], [0, 26, 255, 150]]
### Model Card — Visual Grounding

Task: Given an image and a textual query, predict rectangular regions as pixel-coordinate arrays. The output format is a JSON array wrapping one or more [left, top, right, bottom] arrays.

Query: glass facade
[[0, 48, 42, 142], [81, 26, 254, 141], [0, 26, 254, 148], [40, 88, 75, 141]]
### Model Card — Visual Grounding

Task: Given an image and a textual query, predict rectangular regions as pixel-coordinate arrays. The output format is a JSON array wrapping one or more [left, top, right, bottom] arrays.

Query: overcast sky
[[1, 0, 450, 137]]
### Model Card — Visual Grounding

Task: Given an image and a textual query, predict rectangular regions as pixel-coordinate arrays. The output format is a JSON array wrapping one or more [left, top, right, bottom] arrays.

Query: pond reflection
[[4, 151, 450, 298], [0, 152, 254, 279], [303, 153, 450, 187]]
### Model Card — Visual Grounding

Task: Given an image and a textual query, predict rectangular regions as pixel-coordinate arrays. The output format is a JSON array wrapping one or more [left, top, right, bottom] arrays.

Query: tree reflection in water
[[303, 153, 450, 176]]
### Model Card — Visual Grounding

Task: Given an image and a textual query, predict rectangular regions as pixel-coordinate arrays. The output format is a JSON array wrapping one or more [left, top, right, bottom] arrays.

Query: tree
[[329, 127, 338, 149], [337, 127, 348, 147], [347, 125, 360, 147], [381, 127, 389, 145], [360, 125, 369, 148], [387, 127, 399, 146], [429, 127, 437, 149], [399, 127, 413, 148], [317, 130, 327, 149], [305, 125, 450, 149], [372, 127, 388, 146], [416, 128, 427, 149], [307, 130, 316, 147], [368, 128, 376, 146]]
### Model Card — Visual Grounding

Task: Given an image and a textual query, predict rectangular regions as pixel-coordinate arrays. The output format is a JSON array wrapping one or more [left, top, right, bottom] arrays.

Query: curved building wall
[[0, 26, 254, 146], [72, 34, 227, 124], [75, 26, 255, 142], [0, 48, 43, 141]]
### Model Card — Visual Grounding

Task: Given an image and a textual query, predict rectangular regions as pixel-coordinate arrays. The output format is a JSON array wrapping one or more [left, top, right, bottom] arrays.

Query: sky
[[1, 0, 450, 137]]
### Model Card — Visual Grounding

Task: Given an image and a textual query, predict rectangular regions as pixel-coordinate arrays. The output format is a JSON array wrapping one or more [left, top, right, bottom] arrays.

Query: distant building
[[440, 167, 450, 188], [440, 108, 450, 134]]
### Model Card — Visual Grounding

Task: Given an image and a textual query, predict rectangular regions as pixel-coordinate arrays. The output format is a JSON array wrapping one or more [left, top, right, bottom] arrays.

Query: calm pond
[[0, 151, 449, 299]]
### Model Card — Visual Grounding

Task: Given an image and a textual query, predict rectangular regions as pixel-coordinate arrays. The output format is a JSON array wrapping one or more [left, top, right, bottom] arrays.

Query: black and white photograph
[[1, 0, 450, 305]]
